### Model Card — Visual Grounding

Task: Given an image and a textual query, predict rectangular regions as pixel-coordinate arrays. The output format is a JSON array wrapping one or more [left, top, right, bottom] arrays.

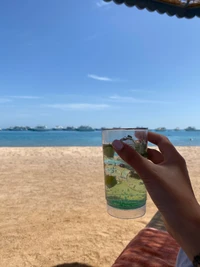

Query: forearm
[[170, 200, 200, 264]]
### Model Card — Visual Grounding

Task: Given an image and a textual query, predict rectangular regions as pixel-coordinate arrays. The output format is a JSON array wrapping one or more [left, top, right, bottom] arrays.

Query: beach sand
[[0, 147, 200, 267]]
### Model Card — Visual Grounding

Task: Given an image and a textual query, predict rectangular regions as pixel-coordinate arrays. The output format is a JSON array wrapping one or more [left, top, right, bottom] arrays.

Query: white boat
[[52, 126, 64, 131], [155, 127, 166, 132]]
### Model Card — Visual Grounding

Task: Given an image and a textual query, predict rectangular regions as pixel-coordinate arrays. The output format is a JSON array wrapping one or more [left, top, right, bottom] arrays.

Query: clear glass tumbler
[[102, 128, 148, 219]]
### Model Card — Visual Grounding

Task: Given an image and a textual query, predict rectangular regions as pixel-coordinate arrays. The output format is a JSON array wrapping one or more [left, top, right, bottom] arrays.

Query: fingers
[[147, 148, 164, 164], [112, 140, 151, 177], [148, 132, 178, 160]]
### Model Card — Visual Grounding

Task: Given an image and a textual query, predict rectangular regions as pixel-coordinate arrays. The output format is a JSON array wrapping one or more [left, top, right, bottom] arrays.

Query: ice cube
[[120, 135, 135, 149]]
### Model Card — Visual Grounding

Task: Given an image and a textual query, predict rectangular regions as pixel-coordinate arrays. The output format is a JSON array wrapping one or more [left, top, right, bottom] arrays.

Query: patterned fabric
[[112, 228, 180, 267]]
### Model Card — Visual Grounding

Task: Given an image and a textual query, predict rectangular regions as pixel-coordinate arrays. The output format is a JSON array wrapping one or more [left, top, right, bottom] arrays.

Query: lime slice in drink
[[105, 175, 117, 188], [103, 144, 114, 158]]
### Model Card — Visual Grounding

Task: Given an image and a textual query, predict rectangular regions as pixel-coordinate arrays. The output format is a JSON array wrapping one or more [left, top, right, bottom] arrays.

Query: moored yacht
[[29, 126, 49, 131]]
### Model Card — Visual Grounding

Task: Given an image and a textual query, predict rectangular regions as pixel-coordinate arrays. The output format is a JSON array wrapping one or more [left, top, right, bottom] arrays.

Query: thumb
[[112, 140, 152, 178]]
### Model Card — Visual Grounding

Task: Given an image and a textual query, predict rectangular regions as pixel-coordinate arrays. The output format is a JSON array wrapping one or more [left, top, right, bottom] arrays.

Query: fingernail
[[112, 140, 124, 151]]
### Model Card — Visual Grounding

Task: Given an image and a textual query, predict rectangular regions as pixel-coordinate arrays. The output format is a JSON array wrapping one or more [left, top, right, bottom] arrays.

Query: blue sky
[[0, 0, 200, 129]]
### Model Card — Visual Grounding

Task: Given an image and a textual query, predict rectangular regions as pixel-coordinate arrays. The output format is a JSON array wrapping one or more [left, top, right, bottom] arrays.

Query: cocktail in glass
[[102, 128, 148, 219]]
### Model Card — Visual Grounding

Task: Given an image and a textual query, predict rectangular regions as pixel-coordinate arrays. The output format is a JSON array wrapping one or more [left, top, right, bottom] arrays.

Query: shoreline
[[0, 146, 104, 149]]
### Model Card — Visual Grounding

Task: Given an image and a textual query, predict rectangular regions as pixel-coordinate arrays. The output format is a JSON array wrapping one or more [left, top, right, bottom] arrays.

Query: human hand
[[112, 132, 200, 261]]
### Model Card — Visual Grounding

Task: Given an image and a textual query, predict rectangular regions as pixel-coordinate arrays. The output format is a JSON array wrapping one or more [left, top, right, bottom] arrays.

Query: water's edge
[[0, 130, 200, 147]]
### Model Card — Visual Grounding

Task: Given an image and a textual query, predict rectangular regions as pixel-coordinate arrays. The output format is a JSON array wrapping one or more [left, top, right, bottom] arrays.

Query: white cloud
[[88, 74, 113, 82], [96, 1, 111, 7], [44, 103, 110, 110], [9, 95, 42, 99], [109, 95, 172, 104], [0, 98, 12, 103]]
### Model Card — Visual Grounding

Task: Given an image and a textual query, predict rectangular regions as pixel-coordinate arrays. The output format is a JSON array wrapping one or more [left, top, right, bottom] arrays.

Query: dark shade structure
[[104, 0, 200, 18]]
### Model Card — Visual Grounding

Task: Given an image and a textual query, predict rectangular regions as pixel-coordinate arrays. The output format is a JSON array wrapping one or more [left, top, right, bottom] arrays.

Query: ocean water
[[0, 130, 200, 147]]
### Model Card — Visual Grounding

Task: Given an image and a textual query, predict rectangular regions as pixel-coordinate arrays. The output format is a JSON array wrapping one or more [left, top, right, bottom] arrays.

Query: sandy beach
[[0, 146, 200, 267]]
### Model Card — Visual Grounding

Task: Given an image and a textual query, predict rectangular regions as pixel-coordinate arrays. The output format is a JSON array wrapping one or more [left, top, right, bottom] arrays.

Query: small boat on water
[[29, 126, 50, 131], [52, 126, 64, 131], [6, 126, 29, 131], [185, 126, 196, 131], [155, 127, 166, 132], [76, 126, 94, 132], [174, 127, 180, 131], [63, 126, 76, 131]]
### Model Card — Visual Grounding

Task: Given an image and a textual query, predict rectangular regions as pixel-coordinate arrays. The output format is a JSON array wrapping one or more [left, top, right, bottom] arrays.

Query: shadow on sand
[[146, 210, 166, 231], [53, 263, 93, 267], [52, 212, 165, 267]]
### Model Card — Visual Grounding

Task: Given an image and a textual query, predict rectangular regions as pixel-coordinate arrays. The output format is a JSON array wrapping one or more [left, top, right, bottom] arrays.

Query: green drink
[[102, 129, 148, 219]]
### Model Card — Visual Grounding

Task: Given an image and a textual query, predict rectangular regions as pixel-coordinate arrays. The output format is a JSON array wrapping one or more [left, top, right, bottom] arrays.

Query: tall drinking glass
[[102, 128, 148, 219]]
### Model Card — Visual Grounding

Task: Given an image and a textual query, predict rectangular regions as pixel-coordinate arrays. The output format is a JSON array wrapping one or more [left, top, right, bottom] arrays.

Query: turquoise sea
[[0, 130, 200, 147]]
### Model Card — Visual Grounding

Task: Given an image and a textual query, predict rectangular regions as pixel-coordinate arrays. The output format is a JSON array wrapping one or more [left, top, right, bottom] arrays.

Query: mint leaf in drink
[[103, 144, 114, 158]]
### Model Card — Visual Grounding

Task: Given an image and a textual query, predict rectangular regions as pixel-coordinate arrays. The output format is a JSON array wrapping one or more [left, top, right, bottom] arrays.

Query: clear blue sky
[[0, 0, 200, 129]]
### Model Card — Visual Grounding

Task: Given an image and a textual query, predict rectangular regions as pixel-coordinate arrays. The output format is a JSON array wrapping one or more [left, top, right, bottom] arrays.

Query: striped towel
[[112, 228, 180, 267]]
